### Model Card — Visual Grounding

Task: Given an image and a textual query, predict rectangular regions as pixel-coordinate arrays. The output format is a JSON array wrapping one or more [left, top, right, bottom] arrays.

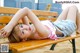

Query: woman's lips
[[29, 26, 31, 30]]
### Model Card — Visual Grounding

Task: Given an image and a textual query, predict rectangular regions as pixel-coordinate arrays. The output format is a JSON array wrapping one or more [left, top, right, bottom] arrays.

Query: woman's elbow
[[23, 7, 30, 11], [21, 7, 31, 15]]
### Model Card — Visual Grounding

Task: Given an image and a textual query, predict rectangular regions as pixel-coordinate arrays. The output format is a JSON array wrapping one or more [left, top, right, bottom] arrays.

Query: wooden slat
[[32, 10, 58, 16], [0, 16, 22, 23], [0, 16, 22, 29], [0, 7, 58, 16], [9, 34, 80, 53], [0, 7, 19, 14], [0, 16, 11, 23]]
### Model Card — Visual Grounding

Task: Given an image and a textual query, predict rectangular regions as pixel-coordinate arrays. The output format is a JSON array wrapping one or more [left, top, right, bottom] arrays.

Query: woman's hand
[[0, 27, 12, 38]]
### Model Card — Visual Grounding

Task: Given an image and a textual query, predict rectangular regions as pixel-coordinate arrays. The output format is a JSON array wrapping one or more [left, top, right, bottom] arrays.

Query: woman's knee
[[71, 5, 77, 8], [70, 5, 78, 10]]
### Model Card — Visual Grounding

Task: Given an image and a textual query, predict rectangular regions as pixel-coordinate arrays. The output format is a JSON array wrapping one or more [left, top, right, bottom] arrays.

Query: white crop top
[[41, 20, 58, 40]]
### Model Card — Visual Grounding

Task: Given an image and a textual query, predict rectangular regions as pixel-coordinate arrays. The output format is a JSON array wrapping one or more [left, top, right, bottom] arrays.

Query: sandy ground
[[22, 38, 80, 53]]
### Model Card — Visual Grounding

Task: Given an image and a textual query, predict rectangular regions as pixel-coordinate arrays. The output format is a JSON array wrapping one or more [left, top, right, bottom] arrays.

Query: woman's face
[[17, 24, 32, 41]]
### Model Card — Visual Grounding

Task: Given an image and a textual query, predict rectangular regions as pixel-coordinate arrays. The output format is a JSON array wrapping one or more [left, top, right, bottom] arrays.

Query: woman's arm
[[0, 8, 29, 37], [21, 16, 29, 25], [0, 7, 50, 38], [20, 8, 50, 37], [6, 9, 28, 29], [24, 7, 50, 37]]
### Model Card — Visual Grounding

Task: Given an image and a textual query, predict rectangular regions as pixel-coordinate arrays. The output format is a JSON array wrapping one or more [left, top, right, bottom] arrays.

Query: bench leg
[[72, 39, 76, 53], [50, 44, 57, 50], [50, 39, 76, 53], [8, 50, 12, 53]]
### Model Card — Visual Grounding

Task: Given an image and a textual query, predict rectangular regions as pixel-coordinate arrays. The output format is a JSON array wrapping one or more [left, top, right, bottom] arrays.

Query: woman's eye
[[22, 31, 24, 34], [20, 24, 23, 28]]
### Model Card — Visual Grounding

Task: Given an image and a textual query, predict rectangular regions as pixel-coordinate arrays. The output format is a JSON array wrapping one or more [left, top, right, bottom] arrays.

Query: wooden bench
[[0, 7, 80, 53]]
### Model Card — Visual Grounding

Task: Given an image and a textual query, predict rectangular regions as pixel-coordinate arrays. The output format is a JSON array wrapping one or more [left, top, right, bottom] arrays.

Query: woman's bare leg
[[76, 10, 80, 34], [55, 7, 70, 21], [66, 5, 78, 35], [66, 5, 78, 23]]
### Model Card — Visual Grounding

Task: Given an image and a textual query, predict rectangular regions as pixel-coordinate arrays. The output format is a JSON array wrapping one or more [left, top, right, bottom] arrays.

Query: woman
[[0, 5, 80, 43]]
